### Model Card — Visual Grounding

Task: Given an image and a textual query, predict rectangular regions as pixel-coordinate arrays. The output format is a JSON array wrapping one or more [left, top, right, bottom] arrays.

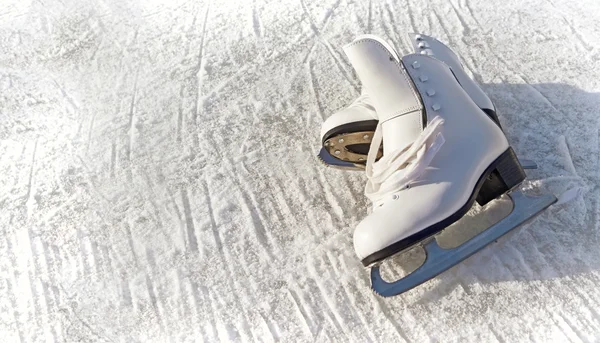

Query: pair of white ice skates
[[319, 34, 557, 297]]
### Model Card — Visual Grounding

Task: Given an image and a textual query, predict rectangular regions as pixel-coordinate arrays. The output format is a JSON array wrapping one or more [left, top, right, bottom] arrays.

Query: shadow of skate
[[375, 82, 600, 302]]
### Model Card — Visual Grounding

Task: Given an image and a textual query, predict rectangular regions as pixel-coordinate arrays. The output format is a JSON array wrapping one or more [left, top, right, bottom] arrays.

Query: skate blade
[[520, 159, 537, 170], [370, 190, 557, 297], [317, 148, 363, 170]]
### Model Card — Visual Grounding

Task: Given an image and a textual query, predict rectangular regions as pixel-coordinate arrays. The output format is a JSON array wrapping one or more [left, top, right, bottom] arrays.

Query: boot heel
[[476, 148, 526, 206]]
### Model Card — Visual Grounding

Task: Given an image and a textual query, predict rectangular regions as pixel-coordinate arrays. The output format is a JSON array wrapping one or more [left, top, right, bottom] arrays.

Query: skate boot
[[318, 33, 539, 170], [409, 33, 499, 124], [318, 92, 381, 170], [344, 35, 556, 297]]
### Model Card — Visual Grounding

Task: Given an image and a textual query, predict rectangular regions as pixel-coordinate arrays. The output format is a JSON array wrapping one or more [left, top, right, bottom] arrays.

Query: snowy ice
[[0, 0, 599, 341]]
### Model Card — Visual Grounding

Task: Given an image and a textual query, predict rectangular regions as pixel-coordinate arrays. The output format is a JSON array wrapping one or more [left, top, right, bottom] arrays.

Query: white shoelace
[[365, 116, 446, 204], [349, 92, 374, 111]]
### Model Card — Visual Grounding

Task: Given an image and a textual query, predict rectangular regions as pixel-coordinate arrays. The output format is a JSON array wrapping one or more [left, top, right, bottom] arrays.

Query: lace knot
[[364, 116, 445, 203]]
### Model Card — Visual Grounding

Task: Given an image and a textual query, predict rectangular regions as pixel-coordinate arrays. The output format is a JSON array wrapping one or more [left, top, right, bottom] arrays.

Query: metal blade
[[370, 190, 557, 297], [519, 159, 537, 170], [317, 148, 361, 170]]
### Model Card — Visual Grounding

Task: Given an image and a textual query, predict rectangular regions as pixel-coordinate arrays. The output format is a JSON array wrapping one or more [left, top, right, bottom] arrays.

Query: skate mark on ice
[[108, 141, 117, 178], [294, 0, 341, 68], [32, 234, 63, 328], [476, 49, 566, 122], [180, 188, 199, 252], [383, 3, 403, 52], [195, 181, 261, 339], [286, 287, 316, 338], [235, 181, 276, 260], [200, 65, 251, 104], [24, 228, 46, 339], [524, 84, 566, 120], [524, 227, 600, 320], [367, 0, 373, 32], [557, 135, 579, 177], [167, 191, 188, 250], [124, 225, 140, 267], [226, 160, 279, 257], [307, 60, 325, 122], [201, 179, 221, 250], [488, 324, 506, 343], [338, 277, 382, 342], [126, 69, 139, 162], [316, 171, 345, 223], [144, 261, 167, 332], [140, 170, 166, 233], [556, 312, 587, 343], [77, 228, 96, 278], [27, 271, 43, 338], [251, 0, 262, 38], [321, 43, 359, 93], [448, 0, 474, 36], [40, 239, 60, 309], [90, 241, 104, 276], [459, 0, 485, 31], [176, 83, 184, 143], [5, 279, 26, 343], [174, 270, 191, 319], [193, 4, 211, 123], [320, 0, 342, 26], [360, 270, 411, 342], [25, 139, 38, 218], [263, 312, 282, 341], [87, 35, 104, 63], [210, 280, 253, 342], [404, 0, 419, 35], [306, 255, 364, 341], [299, 0, 356, 92], [86, 113, 96, 153], [41, 281, 60, 341], [559, 15, 594, 54], [431, 9, 458, 51], [299, 0, 321, 34], [66, 294, 116, 343], [120, 277, 133, 307], [52, 79, 79, 111], [192, 281, 218, 342], [325, 252, 378, 342]]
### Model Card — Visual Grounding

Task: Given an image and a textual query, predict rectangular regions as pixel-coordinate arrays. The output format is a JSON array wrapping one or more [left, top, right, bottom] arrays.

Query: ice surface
[[1, 0, 599, 341]]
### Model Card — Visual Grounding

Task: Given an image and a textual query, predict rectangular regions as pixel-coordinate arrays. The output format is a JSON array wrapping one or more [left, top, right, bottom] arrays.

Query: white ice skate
[[344, 35, 557, 297], [318, 33, 537, 170]]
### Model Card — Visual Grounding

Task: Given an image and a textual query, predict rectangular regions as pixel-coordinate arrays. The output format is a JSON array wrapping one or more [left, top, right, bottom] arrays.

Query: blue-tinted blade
[[317, 148, 361, 170], [370, 190, 556, 297], [519, 159, 537, 170]]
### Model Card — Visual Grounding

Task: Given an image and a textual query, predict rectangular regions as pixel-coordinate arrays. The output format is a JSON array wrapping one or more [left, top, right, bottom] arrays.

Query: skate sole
[[320, 120, 380, 169], [322, 130, 382, 165]]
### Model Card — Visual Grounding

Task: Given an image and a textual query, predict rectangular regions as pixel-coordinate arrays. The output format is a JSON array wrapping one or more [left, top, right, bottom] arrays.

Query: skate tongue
[[344, 35, 424, 151]]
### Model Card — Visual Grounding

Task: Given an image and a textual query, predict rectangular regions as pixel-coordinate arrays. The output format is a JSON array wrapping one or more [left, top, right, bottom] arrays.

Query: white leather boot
[[344, 35, 556, 296], [318, 33, 503, 170]]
